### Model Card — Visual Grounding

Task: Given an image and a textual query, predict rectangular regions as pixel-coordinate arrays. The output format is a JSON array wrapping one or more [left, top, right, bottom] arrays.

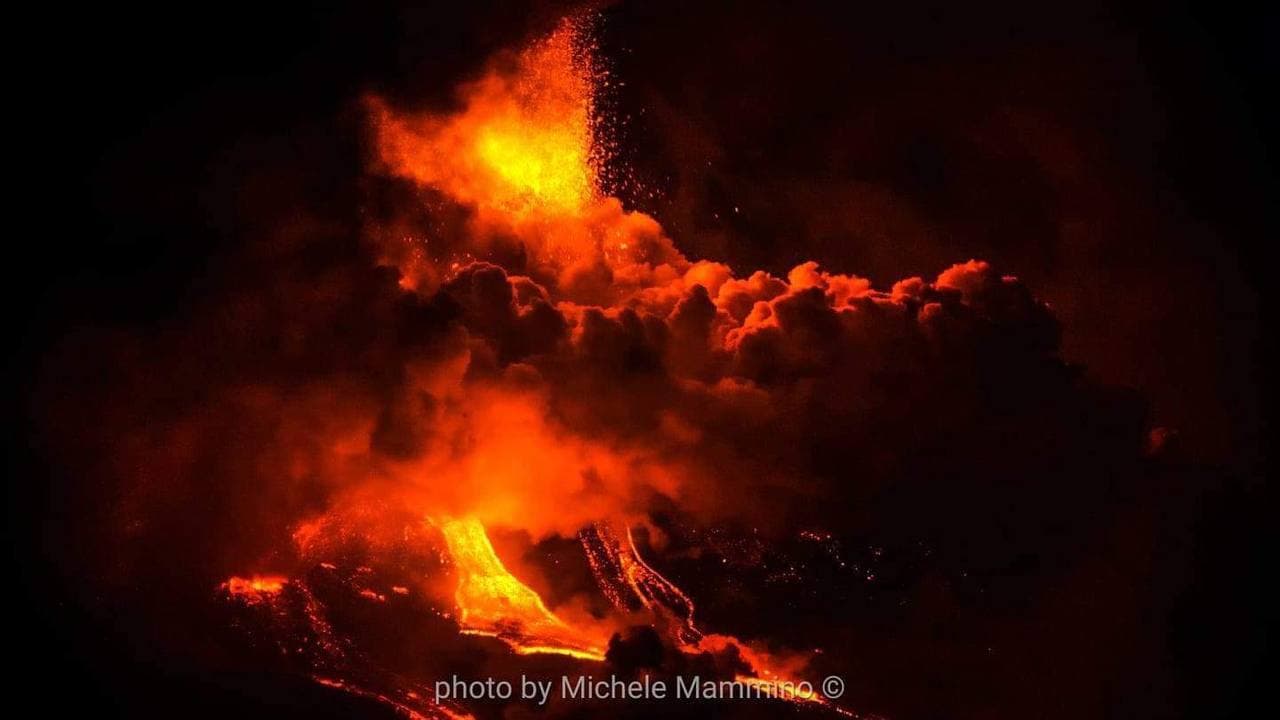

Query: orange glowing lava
[[584, 524, 849, 712], [583, 523, 702, 644]]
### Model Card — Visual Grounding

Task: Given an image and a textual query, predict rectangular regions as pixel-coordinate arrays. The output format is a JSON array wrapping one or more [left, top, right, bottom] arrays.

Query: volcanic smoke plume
[[28, 8, 1255, 720]]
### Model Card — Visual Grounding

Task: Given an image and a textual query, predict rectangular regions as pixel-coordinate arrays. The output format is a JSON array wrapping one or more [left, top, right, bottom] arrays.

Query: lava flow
[[437, 516, 607, 661], [583, 524, 853, 713]]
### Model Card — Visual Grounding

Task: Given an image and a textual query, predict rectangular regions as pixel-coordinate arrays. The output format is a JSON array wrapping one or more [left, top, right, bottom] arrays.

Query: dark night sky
[[9, 1, 1273, 718]]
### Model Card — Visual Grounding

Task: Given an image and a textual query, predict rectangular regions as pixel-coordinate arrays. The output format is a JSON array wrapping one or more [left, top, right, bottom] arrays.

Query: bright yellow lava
[[438, 516, 605, 661]]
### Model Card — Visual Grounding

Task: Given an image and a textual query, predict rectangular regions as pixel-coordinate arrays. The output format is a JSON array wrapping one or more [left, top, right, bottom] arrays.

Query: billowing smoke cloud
[[351, 17, 1146, 567]]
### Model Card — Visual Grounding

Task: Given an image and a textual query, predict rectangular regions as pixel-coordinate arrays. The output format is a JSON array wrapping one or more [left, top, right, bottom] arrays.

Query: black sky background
[[9, 1, 1272, 717]]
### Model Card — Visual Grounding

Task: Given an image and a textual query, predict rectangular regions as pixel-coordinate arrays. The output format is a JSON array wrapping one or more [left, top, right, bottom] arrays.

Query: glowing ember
[[585, 524, 850, 712], [221, 575, 287, 602]]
